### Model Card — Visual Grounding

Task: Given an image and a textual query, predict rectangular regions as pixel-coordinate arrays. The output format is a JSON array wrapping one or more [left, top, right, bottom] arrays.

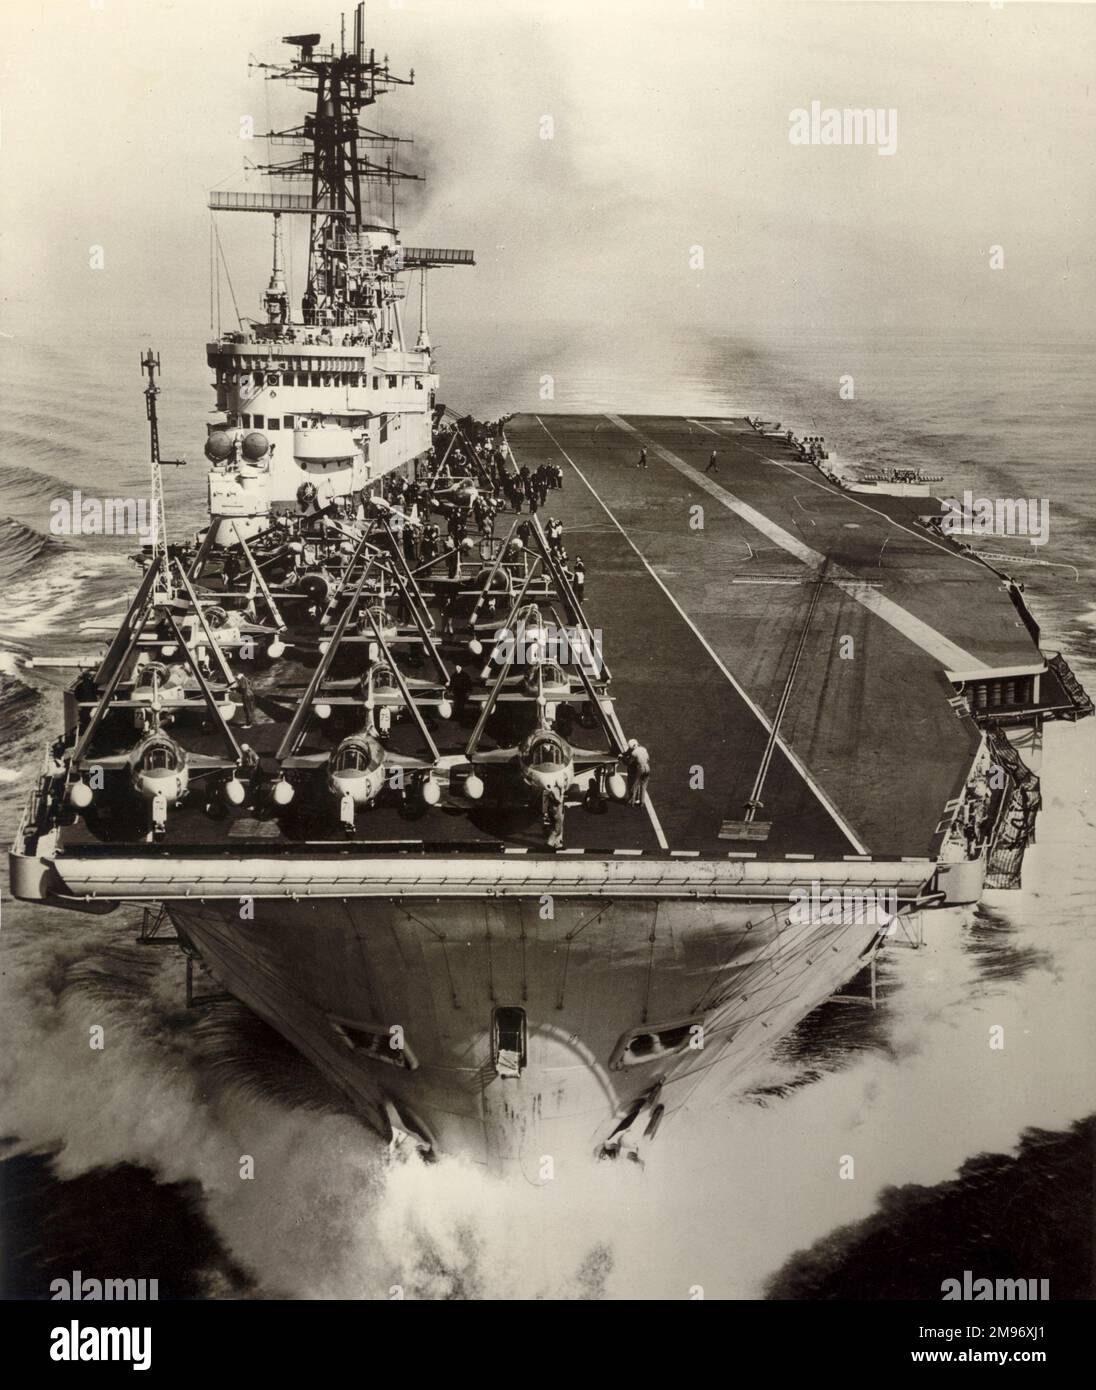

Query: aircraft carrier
[[10, 7, 1092, 1176]]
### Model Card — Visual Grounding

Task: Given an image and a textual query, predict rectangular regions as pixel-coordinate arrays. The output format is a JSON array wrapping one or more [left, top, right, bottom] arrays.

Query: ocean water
[[1, 322, 1093, 1300]]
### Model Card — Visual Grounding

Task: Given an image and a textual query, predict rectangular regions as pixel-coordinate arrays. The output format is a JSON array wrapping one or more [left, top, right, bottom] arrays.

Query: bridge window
[[252, 414, 264, 428], [267, 418, 280, 430], [283, 415, 294, 429], [373, 376, 380, 389], [241, 414, 251, 427]]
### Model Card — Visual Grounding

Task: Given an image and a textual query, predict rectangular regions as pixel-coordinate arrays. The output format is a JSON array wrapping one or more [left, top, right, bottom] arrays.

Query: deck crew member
[[571, 555, 586, 603], [543, 783, 566, 849], [449, 663, 473, 722], [235, 673, 257, 729], [636, 447, 648, 469], [705, 449, 719, 474], [623, 738, 651, 806], [239, 743, 261, 806]]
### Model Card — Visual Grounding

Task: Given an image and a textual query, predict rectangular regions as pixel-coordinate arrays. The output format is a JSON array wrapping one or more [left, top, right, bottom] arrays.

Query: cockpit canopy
[[135, 661, 169, 689], [525, 733, 569, 768], [142, 740, 180, 772], [332, 738, 383, 775], [358, 605, 391, 635], [524, 660, 566, 695]]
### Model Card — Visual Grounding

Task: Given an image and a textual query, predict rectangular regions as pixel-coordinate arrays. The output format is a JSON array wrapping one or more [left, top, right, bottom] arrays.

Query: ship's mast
[[208, 4, 474, 341], [250, 1, 420, 328], [139, 350, 185, 596], [416, 266, 430, 350], [262, 213, 289, 324]]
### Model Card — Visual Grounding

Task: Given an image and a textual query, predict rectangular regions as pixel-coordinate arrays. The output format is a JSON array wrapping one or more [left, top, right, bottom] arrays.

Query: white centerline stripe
[[535, 415, 869, 856], [611, 414, 980, 672]]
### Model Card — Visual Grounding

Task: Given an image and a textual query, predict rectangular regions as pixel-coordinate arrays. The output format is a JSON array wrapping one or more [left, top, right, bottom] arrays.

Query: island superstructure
[[204, 8, 471, 538], [11, 6, 1092, 1175]]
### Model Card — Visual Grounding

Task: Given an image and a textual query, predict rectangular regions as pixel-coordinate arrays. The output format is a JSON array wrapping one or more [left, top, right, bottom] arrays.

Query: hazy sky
[[2, 0, 1094, 344]]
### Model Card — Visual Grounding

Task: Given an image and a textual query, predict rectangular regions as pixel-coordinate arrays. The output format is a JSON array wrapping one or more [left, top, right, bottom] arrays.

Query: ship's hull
[[168, 892, 886, 1174]]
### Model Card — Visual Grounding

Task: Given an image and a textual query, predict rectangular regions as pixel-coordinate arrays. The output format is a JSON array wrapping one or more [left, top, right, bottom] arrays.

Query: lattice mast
[[139, 350, 185, 597], [251, 2, 419, 329]]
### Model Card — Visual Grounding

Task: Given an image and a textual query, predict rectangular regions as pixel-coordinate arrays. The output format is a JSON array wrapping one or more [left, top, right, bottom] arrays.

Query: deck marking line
[[615, 415, 981, 672], [687, 416, 991, 570], [601, 656, 670, 850], [535, 415, 869, 856]]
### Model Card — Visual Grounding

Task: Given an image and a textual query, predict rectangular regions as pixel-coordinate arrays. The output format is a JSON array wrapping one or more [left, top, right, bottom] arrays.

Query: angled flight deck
[[506, 412, 1050, 860]]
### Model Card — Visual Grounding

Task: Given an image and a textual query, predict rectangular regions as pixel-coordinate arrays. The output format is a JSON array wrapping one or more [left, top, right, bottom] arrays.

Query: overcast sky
[[2, 0, 1094, 345]]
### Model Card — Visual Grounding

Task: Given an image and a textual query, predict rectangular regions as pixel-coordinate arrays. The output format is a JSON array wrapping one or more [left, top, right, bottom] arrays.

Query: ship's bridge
[[207, 336, 437, 418]]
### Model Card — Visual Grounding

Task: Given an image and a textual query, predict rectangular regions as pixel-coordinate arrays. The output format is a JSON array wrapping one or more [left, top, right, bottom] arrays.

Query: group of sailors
[[232, 323, 399, 351], [508, 463, 563, 513]]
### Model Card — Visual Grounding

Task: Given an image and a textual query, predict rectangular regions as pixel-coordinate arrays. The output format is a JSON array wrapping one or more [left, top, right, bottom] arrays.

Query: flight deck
[[42, 413, 1082, 871], [502, 412, 1068, 859]]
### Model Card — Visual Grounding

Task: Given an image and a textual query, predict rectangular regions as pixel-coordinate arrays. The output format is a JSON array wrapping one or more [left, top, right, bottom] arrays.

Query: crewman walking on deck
[[636, 447, 648, 469], [572, 555, 585, 603], [449, 663, 473, 722], [543, 783, 566, 849], [705, 449, 719, 475], [235, 674, 257, 729], [623, 738, 651, 806]]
